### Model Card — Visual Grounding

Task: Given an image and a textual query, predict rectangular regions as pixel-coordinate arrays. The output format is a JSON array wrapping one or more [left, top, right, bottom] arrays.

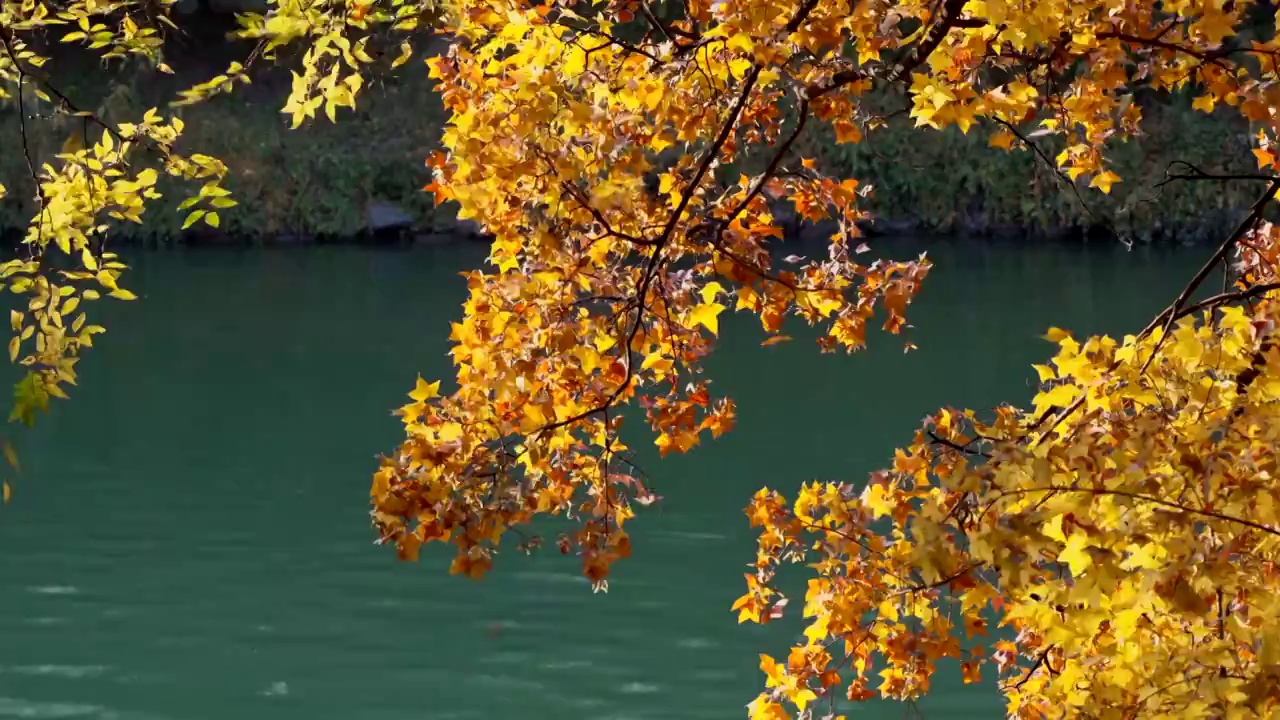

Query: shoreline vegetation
[[0, 26, 1265, 249]]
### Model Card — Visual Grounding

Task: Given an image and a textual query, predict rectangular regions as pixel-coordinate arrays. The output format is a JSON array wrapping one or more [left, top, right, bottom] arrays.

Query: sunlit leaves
[[369, 7, 1280, 719], [372, 0, 947, 597], [739, 237, 1280, 718], [408, 376, 439, 402], [0, 0, 233, 431], [9, 0, 1280, 715], [226, 0, 439, 129]]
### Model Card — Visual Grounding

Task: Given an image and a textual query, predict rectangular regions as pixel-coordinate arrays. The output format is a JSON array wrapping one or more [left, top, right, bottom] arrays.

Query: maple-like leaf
[[408, 376, 440, 403], [688, 302, 727, 335]]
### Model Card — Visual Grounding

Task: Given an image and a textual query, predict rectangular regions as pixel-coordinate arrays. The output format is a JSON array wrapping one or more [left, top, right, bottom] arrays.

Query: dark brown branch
[[1009, 650, 1050, 690], [0, 23, 49, 257], [928, 430, 993, 459], [1098, 31, 1221, 61], [721, 98, 809, 229], [531, 0, 829, 440], [637, 3, 674, 43], [805, 0, 968, 99], [0, 24, 122, 142], [1158, 160, 1280, 187], [1031, 180, 1280, 441], [1140, 179, 1280, 342], [562, 24, 662, 63], [994, 117, 1125, 247], [995, 485, 1280, 538], [1173, 282, 1280, 324], [533, 54, 766, 439], [890, 562, 984, 597], [1233, 334, 1276, 408], [560, 180, 657, 246]]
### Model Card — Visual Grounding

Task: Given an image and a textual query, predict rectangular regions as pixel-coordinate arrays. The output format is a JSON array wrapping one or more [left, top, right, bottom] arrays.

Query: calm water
[[0, 239, 1201, 719]]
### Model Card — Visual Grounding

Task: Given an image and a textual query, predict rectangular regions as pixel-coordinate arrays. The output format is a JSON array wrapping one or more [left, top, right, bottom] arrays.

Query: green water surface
[[0, 240, 1201, 719]]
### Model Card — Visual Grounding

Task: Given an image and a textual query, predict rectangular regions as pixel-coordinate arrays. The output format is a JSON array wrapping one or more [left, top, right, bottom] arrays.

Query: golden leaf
[[408, 376, 440, 402], [688, 302, 726, 335]]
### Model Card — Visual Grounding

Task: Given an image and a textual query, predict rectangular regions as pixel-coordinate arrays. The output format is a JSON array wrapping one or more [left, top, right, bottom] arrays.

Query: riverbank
[[0, 39, 1262, 247]]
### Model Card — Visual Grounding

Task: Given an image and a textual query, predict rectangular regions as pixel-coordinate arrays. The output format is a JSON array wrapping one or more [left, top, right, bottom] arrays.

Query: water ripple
[[3, 666, 109, 680], [24, 587, 79, 596], [0, 698, 108, 719]]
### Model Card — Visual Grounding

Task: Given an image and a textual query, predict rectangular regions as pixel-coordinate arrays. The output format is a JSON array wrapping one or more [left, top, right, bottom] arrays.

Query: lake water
[[0, 239, 1202, 719]]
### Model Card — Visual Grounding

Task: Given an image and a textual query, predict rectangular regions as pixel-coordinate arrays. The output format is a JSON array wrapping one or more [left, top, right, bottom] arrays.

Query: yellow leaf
[[790, 687, 817, 711], [986, 131, 1013, 152], [747, 696, 789, 720], [408, 376, 440, 402], [205, 212, 221, 228], [109, 289, 138, 300], [391, 40, 413, 69], [1191, 94, 1216, 113], [1122, 543, 1165, 571], [4, 439, 19, 473], [833, 119, 862, 144], [699, 281, 725, 304], [1031, 363, 1055, 382], [1035, 382, 1079, 409], [1089, 170, 1121, 194], [861, 481, 895, 519], [1042, 513, 1067, 543], [2, 481, 9, 504], [1058, 531, 1093, 576], [688, 302, 726, 335]]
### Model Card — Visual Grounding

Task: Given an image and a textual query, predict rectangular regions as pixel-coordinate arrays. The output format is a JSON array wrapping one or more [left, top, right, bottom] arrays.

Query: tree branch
[[1140, 179, 1280, 343], [805, 0, 968, 100]]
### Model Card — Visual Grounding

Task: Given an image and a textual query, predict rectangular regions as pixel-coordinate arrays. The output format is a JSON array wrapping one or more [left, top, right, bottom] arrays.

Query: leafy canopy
[[0, 0, 435, 470], [376, 0, 1280, 718], [9, 0, 1280, 717]]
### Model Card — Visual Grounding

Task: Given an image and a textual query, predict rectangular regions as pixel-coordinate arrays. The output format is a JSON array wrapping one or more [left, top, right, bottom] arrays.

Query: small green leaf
[[5, 439, 21, 473]]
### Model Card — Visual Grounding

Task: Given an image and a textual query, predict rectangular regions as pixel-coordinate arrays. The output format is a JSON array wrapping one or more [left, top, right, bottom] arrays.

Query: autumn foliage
[[10, 0, 1280, 715]]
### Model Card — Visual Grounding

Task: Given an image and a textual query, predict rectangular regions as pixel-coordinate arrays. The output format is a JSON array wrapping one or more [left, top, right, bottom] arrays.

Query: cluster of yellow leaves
[[372, 0, 941, 589], [736, 217, 1280, 718], [369, 0, 1280, 716], [1, 1, 237, 435], [220, 0, 442, 127], [0, 0, 439, 487], [373, 0, 1280, 579]]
